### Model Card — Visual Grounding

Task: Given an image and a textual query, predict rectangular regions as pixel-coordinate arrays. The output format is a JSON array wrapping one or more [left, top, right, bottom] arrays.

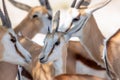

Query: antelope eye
[[32, 14, 38, 18], [73, 17, 80, 22], [11, 37, 16, 43], [55, 41, 60, 45]]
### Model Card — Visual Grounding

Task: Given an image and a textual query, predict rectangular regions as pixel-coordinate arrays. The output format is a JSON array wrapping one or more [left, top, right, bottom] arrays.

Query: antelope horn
[[2, 0, 11, 28], [71, 0, 77, 8], [76, 0, 84, 9], [39, 0, 52, 10], [0, 8, 6, 26]]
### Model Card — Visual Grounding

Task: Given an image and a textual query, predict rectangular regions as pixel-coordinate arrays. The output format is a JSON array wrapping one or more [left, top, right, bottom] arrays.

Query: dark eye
[[55, 41, 60, 45], [73, 17, 80, 22], [11, 37, 16, 43], [48, 15, 52, 20], [47, 14, 52, 20], [32, 14, 38, 18]]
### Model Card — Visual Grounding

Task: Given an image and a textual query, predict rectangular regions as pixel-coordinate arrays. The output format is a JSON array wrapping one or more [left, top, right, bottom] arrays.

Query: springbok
[[0, 0, 31, 66], [8, 0, 52, 38], [8, 0, 106, 78], [17, 34, 107, 80], [0, 0, 32, 80], [39, 0, 111, 76], [103, 29, 120, 79]]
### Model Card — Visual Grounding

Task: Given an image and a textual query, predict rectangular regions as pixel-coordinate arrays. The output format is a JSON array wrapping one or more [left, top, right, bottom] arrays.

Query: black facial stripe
[[65, 14, 80, 32], [47, 38, 60, 58], [9, 33, 25, 59], [75, 17, 87, 33], [9, 33, 16, 43], [65, 21, 73, 32], [14, 44, 25, 59]]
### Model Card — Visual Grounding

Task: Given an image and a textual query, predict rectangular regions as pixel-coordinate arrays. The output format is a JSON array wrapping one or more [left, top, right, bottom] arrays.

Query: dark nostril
[[40, 56, 45, 61], [30, 56, 32, 60], [48, 15, 52, 20]]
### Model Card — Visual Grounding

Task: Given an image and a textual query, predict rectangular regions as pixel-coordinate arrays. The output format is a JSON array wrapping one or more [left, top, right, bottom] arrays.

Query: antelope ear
[[86, 0, 111, 14], [51, 10, 60, 33], [8, 0, 31, 12], [39, 0, 52, 11]]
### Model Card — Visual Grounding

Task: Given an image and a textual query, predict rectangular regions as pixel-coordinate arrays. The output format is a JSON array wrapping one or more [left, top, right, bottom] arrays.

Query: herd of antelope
[[0, 0, 120, 80]]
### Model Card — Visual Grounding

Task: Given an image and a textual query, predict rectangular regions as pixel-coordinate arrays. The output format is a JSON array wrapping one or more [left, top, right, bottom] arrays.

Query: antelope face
[[28, 6, 52, 34], [59, 0, 111, 37], [9, 0, 52, 34], [59, 8, 87, 32], [0, 27, 31, 66], [0, 0, 31, 66], [39, 32, 68, 63]]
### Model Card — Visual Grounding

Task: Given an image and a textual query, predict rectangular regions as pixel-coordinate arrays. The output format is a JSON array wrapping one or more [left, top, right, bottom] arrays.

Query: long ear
[[52, 10, 60, 33], [8, 0, 31, 12], [2, 0, 11, 28], [86, 0, 111, 13], [39, 0, 52, 11]]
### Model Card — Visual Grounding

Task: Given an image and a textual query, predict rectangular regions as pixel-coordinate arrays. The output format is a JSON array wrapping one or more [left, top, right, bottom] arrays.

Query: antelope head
[[58, 0, 111, 37], [39, 10, 82, 63], [0, 0, 31, 66], [9, 0, 52, 34], [38, 0, 111, 63]]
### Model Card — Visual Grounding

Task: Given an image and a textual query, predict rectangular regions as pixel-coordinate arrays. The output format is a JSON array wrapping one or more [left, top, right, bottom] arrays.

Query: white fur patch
[[32, 33, 45, 46], [70, 37, 80, 41], [1, 33, 26, 65]]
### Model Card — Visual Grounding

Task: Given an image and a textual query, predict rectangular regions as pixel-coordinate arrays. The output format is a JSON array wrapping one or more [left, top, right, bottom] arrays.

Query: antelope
[[0, 0, 31, 66], [0, 0, 31, 80], [17, 34, 107, 80], [103, 29, 120, 79], [8, 0, 52, 39], [39, 0, 111, 76], [9, 0, 106, 78]]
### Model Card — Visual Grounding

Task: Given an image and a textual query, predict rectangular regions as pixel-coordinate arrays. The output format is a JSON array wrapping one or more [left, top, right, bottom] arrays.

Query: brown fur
[[14, 6, 49, 38], [81, 15, 105, 66], [0, 27, 8, 59], [18, 35, 54, 80], [67, 41, 105, 74], [106, 29, 120, 79], [0, 62, 18, 80], [0, 26, 18, 80], [54, 74, 107, 80]]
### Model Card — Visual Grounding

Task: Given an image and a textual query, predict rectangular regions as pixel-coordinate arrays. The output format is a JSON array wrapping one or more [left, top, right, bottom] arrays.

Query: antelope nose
[[40, 56, 46, 63], [25, 56, 32, 63]]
